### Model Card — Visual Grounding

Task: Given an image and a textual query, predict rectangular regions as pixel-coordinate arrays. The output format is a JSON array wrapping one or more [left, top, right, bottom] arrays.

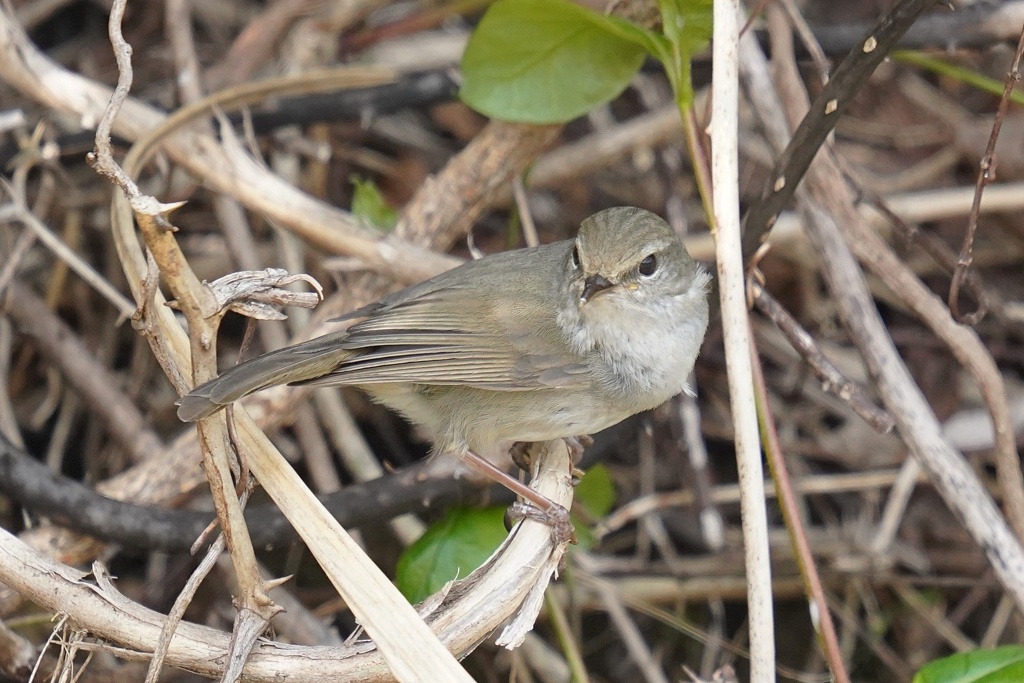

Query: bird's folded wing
[[301, 288, 589, 390]]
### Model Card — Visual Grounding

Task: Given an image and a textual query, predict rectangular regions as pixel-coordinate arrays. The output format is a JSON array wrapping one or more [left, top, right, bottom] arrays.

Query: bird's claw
[[506, 501, 576, 545]]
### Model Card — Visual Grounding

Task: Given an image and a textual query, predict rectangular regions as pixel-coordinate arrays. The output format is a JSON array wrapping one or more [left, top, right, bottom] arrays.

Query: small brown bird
[[179, 207, 710, 526]]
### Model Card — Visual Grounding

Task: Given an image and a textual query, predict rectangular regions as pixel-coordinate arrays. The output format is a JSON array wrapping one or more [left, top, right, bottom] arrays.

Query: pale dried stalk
[[712, 1, 776, 679]]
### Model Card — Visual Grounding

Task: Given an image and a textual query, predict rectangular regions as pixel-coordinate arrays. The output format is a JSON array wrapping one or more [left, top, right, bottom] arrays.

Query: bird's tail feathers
[[176, 332, 350, 421]]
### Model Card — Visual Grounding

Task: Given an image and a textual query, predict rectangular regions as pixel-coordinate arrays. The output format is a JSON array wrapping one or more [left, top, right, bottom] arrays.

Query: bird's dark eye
[[639, 254, 658, 276], [571, 245, 581, 269]]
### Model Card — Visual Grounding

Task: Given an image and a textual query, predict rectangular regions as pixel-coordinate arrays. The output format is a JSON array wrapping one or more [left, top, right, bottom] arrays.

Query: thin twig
[[751, 281, 895, 434], [750, 335, 850, 683], [84, 0, 137, 199], [0, 188, 135, 319], [948, 24, 1024, 324], [511, 176, 539, 248], [143, 535, 227, 683]]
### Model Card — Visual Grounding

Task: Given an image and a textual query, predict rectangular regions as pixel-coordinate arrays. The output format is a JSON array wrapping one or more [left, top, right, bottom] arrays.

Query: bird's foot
[[505, 501, 576, 545]]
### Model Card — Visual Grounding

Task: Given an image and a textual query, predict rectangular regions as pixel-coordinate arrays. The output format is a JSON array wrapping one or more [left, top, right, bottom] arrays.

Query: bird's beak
[[580, 274, 614, 304]]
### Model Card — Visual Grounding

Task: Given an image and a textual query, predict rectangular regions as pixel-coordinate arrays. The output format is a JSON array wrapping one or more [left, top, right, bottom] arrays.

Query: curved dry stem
[[0, 441, 573, 681], [97, 0, 290, 672]]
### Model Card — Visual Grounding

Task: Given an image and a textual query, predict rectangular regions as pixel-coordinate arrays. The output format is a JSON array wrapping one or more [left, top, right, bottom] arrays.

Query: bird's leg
[[458, 449, 575, 544]]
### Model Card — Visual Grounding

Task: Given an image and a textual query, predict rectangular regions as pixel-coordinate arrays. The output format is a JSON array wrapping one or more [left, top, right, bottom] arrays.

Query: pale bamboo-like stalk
[[711, 1, 776, 679]]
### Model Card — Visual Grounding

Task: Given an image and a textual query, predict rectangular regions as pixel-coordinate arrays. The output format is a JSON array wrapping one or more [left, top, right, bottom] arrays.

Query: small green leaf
[[574, 464, 616, 518], [460, 0, 649, 123], [596, 14, 670, 58], [914, 646, 1024, 683], [658, 0, 713, 55], [396, 506, 507, 603], [350, 175, 398, 231], [656, 0, 713, 107]]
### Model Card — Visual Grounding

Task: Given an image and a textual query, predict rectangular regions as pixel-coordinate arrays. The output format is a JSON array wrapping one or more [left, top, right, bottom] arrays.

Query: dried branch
[[751, 281, 895, 434], [948, 24, 1024, 324], [92, 2, 283, 678]]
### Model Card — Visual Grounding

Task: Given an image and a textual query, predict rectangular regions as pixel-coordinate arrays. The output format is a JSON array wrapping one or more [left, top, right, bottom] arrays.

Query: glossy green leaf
[[396, 506, 507, 603], [656, 0, 713, 107], [460, 0, 650, 123], [914, 646, 1024, 683], [350, 175, 398, 231]]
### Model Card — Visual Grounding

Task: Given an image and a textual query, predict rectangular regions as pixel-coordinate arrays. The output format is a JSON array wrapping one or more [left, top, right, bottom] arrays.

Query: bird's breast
[[582, 303, 704, 412]]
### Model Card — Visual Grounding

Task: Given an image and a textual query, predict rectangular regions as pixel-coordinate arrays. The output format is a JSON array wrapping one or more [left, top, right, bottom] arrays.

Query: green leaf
[[396, 506, 507, 603], [659, 0, 713, 54], [596, 13, 670, 58], [914, 646, 1024, 683], [460, 0, 650, 123], [350, 175, 398, 231], [574, 464, 616, 518], [656, 0, 713, 107]]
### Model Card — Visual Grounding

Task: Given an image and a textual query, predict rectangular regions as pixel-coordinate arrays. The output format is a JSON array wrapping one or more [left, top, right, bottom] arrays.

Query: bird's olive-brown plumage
[[177, 207, 710, 461]]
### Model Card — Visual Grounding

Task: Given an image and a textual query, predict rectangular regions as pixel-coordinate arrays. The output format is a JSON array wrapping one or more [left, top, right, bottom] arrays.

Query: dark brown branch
[[0, 431, 479, 552], [751, 281, 896, 435], [742, 0, 941, 262]]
